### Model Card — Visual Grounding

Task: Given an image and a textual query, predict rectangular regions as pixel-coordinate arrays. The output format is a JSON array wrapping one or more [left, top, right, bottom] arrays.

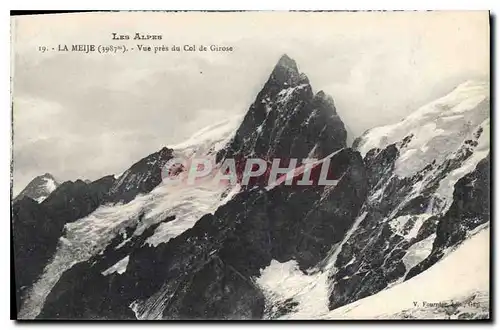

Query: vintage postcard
[[11, 11, 490, 320]]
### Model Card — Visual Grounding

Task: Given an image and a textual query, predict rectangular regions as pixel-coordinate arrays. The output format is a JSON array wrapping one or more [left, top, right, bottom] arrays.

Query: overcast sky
[[11, 11, 489, 194]]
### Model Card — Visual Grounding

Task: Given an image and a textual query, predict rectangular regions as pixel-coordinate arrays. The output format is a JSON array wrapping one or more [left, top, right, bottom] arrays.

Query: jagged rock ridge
[[32, 55, 354, 320], [106, 147, 174, 203], [14, 173, 59, 203], [326, 81, 490, 310], [38, 149, 366, 319], [13, 60, 490, 320], [217, 54, 347, 164], [12, 176, 115, 311], [13, 147, 174, 314]]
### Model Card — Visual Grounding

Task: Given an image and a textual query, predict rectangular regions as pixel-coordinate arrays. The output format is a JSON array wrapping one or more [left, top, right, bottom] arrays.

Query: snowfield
[[256, 260, 330, 319], [35, 176, 58, 203], [18, 117, 241, 319], [169, 115, 242, 158], [17, 79, 490, 320], [325, 226, 489, 319], [356, 80, 489, 178], [256, 226, 489, 319], [254, 80, 490, 320]]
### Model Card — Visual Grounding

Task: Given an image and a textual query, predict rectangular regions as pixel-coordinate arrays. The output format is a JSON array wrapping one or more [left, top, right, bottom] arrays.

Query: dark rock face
[[42, 176, 115, 222], [38, 149, 367, 320], [12, 148, 172, 314], [264, 298, 300, 320], [36, 55, 355, 320], [106, 147, 173, 204], [161, 257, 266, 320], [13, 147, 172, 314], [328, 127, 490, 310], [217, 54, 346, 164], [405, 154, 490, 280], [13, 173, 59, 203], [12, 176, 115, 311], [15, 56, 489, 321], [295, 150, 368, 269], [37, 218, 166, 320], [12, 198, 53, 312]]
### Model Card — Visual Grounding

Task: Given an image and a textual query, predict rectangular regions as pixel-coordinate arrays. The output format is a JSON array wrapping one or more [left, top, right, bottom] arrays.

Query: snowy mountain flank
[[12, 55, 490, 320], [13, 173, 59, 203]]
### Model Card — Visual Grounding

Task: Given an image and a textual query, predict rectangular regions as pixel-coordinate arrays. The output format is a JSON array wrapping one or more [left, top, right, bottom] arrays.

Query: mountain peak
[[41, 173, 56, 180], [268, 54, 307, 89], [275, 54, 298, 72], [14, 173, 59, 203], [314, 90, 336, 108], [216, 55, 347, 165], [105, 146, 174, 204]]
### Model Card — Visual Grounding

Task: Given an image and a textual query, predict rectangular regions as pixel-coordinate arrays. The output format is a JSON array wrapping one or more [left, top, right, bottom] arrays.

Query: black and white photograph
[[10, 10, 491, 320]]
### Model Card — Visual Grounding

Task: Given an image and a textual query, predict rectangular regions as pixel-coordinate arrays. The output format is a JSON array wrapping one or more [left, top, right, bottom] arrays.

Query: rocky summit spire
[[14, 173, 59, 203], [275, 54, 298, 72], [216, 55, 347, 166], [267, 54, 308, 89], [313, 90, 337, 115]]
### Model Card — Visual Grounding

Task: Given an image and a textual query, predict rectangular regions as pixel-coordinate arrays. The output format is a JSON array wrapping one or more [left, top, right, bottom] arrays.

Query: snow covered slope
[[18, 118, 241, 319], [355, 80, 489, 177], [320, 80, 490, 311], [31, 54, 357, 320], [256, 226, 488, 320], [253, 79, 490, 320], [14, 173, 59, 203], [15, 56, 490, 321], [325, 226, 489, 319], [170, 115, 242, 158]]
